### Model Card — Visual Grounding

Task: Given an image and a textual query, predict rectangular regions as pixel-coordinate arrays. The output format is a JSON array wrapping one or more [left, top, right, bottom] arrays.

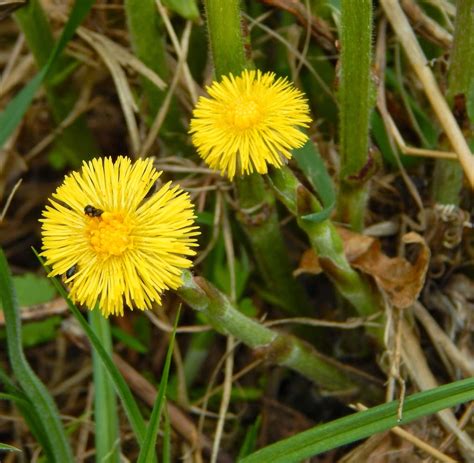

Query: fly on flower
[[189, 69, 311, 180], [40, 156, 200, 317]]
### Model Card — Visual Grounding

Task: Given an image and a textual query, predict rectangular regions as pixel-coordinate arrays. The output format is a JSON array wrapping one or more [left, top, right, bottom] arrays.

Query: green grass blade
[[241, 377, 474, 463], [89, 308, 121, 462], [137, 307, 180, 463], [237, 416, 261, 460], [0, 366, 54, 458], [0, 249, 74, 462], [162, 407, 171, 463], [0, 443, 21, 452], [34, 252, 148, 447], [0, 0, 95, 147]]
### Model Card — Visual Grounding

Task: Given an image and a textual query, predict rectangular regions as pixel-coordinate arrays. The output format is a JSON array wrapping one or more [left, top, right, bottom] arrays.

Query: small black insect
[[84, 205, 103, 217], [65, 264, 78, 279]]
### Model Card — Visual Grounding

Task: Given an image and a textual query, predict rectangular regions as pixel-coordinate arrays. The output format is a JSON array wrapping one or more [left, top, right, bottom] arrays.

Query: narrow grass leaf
[[0, 367, 52, 451], [137, 307, 181, 463], [237, 416, 261, 460], [111, 325, 148, 353], [0, 443, 21, 452], [162, 407, 171, 463], [241, 377, 474, 463], [162, 0, 199, 20], [0, 249, 73, 462], [33, 251, 148, 447], [292, 139, 336, 223], [0, 0, 95, 147]]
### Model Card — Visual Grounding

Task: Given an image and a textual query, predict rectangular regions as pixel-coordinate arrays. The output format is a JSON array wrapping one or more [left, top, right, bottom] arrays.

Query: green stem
[[204, 0, 247, 77], [89, 309, 120, 463], [269, 167, 384, 343], [177, 270, 380, 399], [236, 174, 310, 314], [336, 0, 375, 230], [14, 0, 97, 167], [432, 0, 473, 204], [0, 250, 73, 462], [204, 0, 309, 313]]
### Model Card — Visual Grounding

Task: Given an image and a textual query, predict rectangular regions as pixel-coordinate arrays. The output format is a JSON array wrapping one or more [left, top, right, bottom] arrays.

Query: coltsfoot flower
[[190, 69, 311, 179], [41, 156, 199, 317]]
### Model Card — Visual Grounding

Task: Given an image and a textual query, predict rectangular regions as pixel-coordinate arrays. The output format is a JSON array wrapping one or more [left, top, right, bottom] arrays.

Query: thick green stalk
[[269, 167, 384, 343], [177, 271, 381, 400], [337, 0, 375, 230], [236, 174, 310, 314], [0, 250, 73, 462], [205, 0, 309, 313], [14, 0, 97, 166], [204, 0, 247, 77], [90, 309, 120, 463], [432, 0, 473, 204]]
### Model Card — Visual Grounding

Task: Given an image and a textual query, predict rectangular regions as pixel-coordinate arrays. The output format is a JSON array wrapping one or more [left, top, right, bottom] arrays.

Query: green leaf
[[0, 366, 53, 454], [162, 0, 200, 20], [33, 250, 149, 450], [241, 377, 474, 463], [111, 325, 148, 353], [137, 307, 180, 463], [0, 443, 21, 452], [238, 416, 261, 460], [162, 407, 172, 463], [0, 317, 61, 347], [0, 0, 95, 147], [12, 273, 56, 307], [292, 139, 336, 223], [0, 249, 73, 462], [22, 316, 62, 347]]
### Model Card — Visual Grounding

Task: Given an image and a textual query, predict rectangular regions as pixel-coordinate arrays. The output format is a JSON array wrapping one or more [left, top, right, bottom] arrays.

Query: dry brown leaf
[[298, 229, 430, 309], [294, 248, 322, 276]]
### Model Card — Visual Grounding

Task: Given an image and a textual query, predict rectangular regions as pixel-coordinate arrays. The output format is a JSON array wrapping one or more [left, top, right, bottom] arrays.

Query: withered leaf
[[298, 229, 430, 308]]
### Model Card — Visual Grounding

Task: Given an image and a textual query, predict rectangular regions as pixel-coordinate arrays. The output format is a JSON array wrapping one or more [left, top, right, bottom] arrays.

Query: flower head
[[190, 69, 311, 179], [41, 156, 199, 317]]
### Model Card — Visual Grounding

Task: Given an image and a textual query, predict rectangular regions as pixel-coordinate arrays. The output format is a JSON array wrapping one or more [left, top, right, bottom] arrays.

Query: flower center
[[86, 211, 133, 258], [230, 98, 261, 130]]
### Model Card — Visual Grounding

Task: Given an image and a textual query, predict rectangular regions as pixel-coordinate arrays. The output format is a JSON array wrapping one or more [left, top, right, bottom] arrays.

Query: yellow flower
[[190, 69, 311, 180], [40, 156, 199, 317]]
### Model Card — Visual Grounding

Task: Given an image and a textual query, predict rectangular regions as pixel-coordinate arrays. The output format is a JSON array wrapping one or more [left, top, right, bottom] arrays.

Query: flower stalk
[[336, 0, 376, 231], [90, 309, 121, 462], [269, 166, 384, 343], [177, 270, 381, 398], [432, 0, 473, 204], [203, 0, 309, 313], [14, 0, 97, 166]]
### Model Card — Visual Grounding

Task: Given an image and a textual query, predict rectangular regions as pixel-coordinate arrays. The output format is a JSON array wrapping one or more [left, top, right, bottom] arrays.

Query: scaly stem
[[432, 0, 473, 204], [177, 270, 381, 400], [204, 0, 247, 76], [269, 166, 384, 343], [337, 0, 375, 230], [14, 0, 97, 167], [90, 309, 120, 463], [204, 0, 309, 313]]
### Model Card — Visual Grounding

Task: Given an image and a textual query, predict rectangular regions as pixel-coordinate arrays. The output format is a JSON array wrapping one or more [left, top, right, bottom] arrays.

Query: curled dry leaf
[[297, 229, 430, 309]]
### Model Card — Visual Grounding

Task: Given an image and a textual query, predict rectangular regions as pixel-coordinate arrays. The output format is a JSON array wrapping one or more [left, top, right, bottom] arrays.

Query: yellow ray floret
[[189, 69, 311, 179], [40, 156, 199, 317]]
